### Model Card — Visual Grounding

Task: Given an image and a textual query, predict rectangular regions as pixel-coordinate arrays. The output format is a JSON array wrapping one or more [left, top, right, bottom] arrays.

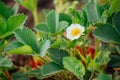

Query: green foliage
[[16, 0, 37, 12], [0, 2, 11, 20], [5, 41, 33, 54], [34, 24, 49, 34], [0, 14, 26, 39], [1, 0, 120, 79], [59, 13, 72, 24], [109, 0, 120, 15], [0, 73, 7, 80], [116, 45, 120, 54], [50, 39, 63, 48], [0, 54, 13, 68], [85, 0, 107, 23], [93, 9, 120, 45], [88, 51, 110, 72], [86, 0, 99, 22], [0, 40, 7, 53], [93, 24, 120, 44], [66, 40, 76, 48], [41, 62, 63, 76], [0, 18, 7, 37], [108, 55, 120, 68], [112, 12, 120, 35], [7, 14, 26, 31], [83, 70, 91, 80], [87, 51, 110, 72], [27, 69, 42, 79], [11, 3, 19, 15], [14, 27, 38, 52], [5, 27, 50, 56], [69, 9, 88, 27], [38, 39, 50, 56], [12, 72, 29, 80], [35, 11, 68, 35], [63, 56, 85, 79], [95, 51, 110, 65], [48, 48, 69, 66], [97, 73, 112, 80]]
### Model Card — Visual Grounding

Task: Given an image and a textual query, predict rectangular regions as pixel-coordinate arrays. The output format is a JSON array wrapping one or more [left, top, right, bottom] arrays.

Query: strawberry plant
[[0, 0, 120, 80]]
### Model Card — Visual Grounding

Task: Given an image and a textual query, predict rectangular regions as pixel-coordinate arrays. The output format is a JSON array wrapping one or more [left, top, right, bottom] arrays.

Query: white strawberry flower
[[66, 24, 85, 41]]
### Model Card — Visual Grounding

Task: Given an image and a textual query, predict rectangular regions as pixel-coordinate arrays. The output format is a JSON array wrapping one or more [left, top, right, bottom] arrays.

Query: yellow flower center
[[71, 28, 81, 36]]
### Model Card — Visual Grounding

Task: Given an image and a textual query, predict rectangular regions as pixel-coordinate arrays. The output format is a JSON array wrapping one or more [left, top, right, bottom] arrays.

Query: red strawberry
[[29, 59, 42, 69], [86, 46, 95, 59]]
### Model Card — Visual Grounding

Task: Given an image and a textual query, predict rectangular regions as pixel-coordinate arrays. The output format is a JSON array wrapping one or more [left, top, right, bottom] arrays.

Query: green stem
[[95, 39, 100, 53], [32, 8, 41, 38], [89, 72, 94, 80], [32, 8, 38, 25]]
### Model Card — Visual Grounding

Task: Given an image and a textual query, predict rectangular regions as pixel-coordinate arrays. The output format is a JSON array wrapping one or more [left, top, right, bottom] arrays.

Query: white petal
[[65, 23, 85, 41], [80, 26, 85, 32]]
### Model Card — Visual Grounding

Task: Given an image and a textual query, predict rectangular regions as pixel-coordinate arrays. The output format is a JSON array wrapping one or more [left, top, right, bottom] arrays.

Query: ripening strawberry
[[86, 46, 95, 59], [76, 46, 95, 59], [76, 46, 83, 55], [29, 58, 43, 69]]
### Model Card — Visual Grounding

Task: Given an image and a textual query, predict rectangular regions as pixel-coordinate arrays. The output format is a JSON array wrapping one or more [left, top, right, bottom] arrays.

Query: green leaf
[[112, 12, 120, 36], [116, 45, 120, 54], [48, 48, 69, 66], [16, 0, 37, 12], [93, 24, 120, 44], [28, 69, 42, 78], [35, 10, 68, 35], [0, 14, 27, 39], [0, 54, 13, 68], [86, 0, 99, 22], [57, 21, 68, 32], [5, 41, 23, 51], [59, 13, 72, 24], [28, 69, 51, 79], [46, 10, 59, 33], [39, 40, 50, 56], [7, 14, 26, 31], [0, 40, 7, 53], [50, 39, 62, 48], [108, 55, 120, 68], [0, 73, 7, 80], [0, 17, 7, 34], [83, 70, 91, 80], [0, 2, 11, 20], [87, 60, 100, 72], [14, 27, 38, 52], [96, 51, 110, 65], [8, 45, 33, 54], [81, 9, 88, 26], [97, 73, 112, 80], [11, 3, 19, 15], [66, 40, 76, 48], [12, 72, 29, 80], [63, 56, 85, 79], [43, 9, 51, 17], [69, 9, 88, 26], [41, 62, 63, 76], [109, 0, 120, 15], [5, 41, 33, 54], [69, 9, 81, 24], [35, 24, 49, 34]]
